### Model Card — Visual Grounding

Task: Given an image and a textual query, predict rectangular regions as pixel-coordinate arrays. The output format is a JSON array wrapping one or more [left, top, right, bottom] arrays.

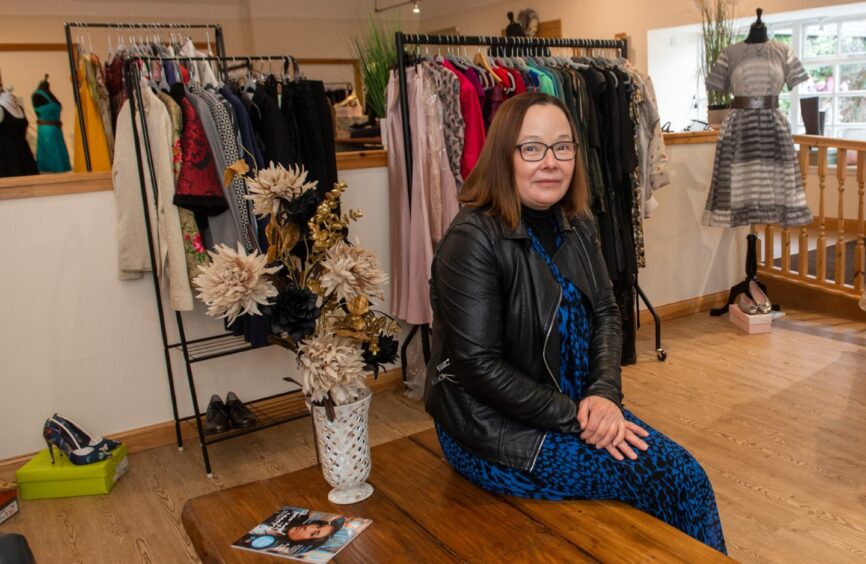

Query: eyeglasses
[[514, 141, 578, 162]]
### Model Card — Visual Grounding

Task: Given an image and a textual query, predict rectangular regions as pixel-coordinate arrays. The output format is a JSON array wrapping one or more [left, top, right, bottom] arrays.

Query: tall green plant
[[698, 0, 736, 107], [351, 19, 399, 119]]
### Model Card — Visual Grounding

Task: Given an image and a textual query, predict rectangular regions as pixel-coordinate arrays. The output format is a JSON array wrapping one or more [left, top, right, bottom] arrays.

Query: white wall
[[0, 166, 390, 460], [643, 143, 749, 307]]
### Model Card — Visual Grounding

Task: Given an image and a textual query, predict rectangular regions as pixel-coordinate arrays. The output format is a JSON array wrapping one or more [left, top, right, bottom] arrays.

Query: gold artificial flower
[[193, 243, 280, 325], [245, 162, 318, 218]]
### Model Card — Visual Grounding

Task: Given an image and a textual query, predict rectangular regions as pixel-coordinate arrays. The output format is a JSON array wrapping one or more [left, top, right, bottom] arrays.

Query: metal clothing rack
[[122, 54, 309, 477], [393, 32, 666, 369], [64, 22, 226, 171]]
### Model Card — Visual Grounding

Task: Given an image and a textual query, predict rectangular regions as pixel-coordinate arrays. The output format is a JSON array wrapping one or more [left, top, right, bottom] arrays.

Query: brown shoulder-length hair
[[458, 92, 589, 228]]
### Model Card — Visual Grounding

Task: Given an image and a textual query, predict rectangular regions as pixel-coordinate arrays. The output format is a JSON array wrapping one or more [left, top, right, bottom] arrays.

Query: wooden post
[[835, 149, 847, 287], [816, 147, 828, 283], [798, 144, 811, 279], [857, 152, 866, 292]]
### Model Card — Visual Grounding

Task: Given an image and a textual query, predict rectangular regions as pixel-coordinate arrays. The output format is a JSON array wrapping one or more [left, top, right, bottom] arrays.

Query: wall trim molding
[[638, 289, 729, 325], [0, 369, 404, 476]]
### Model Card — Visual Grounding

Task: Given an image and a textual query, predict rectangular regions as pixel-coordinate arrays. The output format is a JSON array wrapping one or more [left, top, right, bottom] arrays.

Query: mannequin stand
[[710, 233, 780, 316]]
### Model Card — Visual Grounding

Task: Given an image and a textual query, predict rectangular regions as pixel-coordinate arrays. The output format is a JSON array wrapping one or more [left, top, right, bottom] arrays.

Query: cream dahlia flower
[[193, 243, 280, 325], [319, 242, 388, 303], [297, 334, 367, 405], [245, 162, 318, 218]]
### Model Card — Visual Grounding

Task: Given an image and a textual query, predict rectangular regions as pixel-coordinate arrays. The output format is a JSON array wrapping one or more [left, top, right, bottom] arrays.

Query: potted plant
[[193, 164, 399, 503], [698, 0, 736, 128], [351, 18, 399, 122]]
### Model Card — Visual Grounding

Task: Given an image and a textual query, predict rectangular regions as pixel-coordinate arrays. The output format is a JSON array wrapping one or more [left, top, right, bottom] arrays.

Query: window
[[772, 15, 866, 140]]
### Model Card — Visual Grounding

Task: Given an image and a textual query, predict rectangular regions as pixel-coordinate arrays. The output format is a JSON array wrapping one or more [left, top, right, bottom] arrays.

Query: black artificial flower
[[284, 189, 323, 229], [362, 333, 399, 377], [264, 285, 321, 344]]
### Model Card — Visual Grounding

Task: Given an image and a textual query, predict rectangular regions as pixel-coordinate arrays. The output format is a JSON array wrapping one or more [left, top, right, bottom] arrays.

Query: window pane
[[841, 20, 866, 54], [839, 63, 866, 91], [838, 96, 866, 123], [802, 65, 835, 94], [771, 28, 793, 45], [779, 97, 792, 115], [837, 127, 866, 140], [805, 23, 838, 57]]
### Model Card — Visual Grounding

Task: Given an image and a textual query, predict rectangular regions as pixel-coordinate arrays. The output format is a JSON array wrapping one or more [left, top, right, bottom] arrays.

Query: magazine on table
[[232, 506, 372, 562]]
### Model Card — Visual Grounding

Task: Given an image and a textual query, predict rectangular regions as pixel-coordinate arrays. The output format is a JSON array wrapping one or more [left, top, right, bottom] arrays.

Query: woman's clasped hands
[[577, 396, 650, 461]]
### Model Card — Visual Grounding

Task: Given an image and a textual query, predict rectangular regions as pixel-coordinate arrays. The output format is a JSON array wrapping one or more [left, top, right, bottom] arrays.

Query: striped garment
[[704, 41, 812, 228]]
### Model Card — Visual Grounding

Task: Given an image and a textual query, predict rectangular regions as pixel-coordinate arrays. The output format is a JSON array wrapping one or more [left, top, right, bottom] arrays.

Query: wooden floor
[[1, 308, 864, 563]]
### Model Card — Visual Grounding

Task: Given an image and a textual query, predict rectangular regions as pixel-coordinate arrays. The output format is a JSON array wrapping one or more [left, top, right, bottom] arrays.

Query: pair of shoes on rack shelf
[[204, 392, 257, 434], [42, 414, 122, 465], [737, 281, 773, 315]]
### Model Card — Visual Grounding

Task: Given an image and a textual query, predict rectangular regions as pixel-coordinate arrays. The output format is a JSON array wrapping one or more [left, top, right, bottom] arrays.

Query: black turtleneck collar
[[521, 205, 557, 257]]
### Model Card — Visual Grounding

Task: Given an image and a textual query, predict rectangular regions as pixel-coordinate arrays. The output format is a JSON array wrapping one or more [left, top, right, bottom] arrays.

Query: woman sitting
[[424, 92, 726, 553]]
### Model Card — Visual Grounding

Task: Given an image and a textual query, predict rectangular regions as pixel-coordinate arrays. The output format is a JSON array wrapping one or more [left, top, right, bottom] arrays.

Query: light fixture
[[373, 0, 420, 14]]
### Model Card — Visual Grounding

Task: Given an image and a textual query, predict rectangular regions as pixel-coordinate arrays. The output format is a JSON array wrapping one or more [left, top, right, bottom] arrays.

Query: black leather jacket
[[424, 205, 622, 471]]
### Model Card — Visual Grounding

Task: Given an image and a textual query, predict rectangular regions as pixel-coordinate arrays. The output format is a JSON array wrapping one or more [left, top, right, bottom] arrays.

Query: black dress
[[0, 110, 38, 178]]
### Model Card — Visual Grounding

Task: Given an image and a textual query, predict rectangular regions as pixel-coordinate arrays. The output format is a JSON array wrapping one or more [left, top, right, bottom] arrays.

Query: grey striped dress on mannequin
[[704, 41, 812, 228]]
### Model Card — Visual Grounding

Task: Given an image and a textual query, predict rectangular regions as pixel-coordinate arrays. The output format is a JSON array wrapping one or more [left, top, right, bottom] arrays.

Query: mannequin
[[0, 85, 39, 177], [704, 7, 811, 315], [505, 11, 524, 37], [32, 74, 61, 108], [32, 74, 72, 173], [745, 8, 769, 44], [0, 86, 26, 123]]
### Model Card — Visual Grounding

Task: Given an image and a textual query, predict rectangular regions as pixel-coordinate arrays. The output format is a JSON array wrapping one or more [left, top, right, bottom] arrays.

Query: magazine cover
[[232, 506, 372, 562]]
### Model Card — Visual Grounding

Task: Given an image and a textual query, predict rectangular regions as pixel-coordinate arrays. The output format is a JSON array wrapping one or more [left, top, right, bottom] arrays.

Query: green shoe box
[[15, 443, 128, 500]]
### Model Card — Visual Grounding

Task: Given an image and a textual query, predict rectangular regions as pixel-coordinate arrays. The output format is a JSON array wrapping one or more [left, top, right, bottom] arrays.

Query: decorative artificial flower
[[264, 285, 322, 344], [193, 243, 280, 325], [297, 334, 367, 405], [319, 241, 389, 303], [361, 333, 399, 377], [245, 162, 318, 218]]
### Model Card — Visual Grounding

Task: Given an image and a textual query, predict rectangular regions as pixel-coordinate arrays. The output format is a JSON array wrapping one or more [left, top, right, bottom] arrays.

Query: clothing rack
[[393, 32, 666, 373], [64, 21, 226, 171], [121, 54, 308, 476]]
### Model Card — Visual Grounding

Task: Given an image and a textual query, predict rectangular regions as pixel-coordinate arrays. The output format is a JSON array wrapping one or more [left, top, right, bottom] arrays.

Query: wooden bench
[[182, 428, 731, 562]]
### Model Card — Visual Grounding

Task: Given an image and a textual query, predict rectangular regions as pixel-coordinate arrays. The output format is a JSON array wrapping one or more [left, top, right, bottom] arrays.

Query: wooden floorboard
[[0, 309, 864, 563]]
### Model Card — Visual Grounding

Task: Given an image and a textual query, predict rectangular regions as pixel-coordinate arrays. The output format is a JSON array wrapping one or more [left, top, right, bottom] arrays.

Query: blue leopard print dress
[[436, 227, 727, 554]]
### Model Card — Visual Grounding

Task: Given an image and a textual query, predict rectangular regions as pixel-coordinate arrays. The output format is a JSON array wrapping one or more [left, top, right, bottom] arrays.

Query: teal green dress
[[33, 89, 72, 173]]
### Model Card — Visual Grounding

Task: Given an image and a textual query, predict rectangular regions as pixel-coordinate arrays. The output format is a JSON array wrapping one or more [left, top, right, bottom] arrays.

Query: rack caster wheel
[[207, 472, 214, 479], [656, 349, 667, 361]]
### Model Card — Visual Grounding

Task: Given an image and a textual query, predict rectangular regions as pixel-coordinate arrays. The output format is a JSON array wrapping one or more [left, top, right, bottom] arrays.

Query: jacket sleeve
[[582, 219, 624, 406], [431, 222, 579, 430]]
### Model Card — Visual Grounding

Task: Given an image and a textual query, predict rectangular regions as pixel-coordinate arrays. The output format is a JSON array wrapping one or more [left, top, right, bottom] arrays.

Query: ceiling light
[[413, 2, 420, 13]]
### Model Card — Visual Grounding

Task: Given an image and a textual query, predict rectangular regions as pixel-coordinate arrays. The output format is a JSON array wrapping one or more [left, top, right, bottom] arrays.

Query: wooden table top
[[182, 429, 732, 563]]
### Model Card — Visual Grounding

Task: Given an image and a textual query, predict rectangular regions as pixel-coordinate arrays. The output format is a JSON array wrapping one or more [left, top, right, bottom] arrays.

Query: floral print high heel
[[43, 418, 113, 465], [50, 413, 121, 453]]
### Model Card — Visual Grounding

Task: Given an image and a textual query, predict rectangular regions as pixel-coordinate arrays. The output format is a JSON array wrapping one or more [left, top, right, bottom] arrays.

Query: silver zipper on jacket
[[528, 431, 548, 473], [542, 285, 563, 392]]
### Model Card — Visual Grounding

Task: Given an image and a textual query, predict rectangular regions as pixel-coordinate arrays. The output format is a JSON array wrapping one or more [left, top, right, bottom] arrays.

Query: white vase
[[311, 387, 373, 504]]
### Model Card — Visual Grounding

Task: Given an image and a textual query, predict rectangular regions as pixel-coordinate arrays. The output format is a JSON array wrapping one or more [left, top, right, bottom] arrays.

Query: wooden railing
[[757, 134, 866, 299]]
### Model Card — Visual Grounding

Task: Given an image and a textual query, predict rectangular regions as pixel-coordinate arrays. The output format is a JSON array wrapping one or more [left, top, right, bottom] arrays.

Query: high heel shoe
[[748, 280, 772, 314], [43, 419, 112, 465], [50, 414, 121, 453], [736, 293, 759, 315]]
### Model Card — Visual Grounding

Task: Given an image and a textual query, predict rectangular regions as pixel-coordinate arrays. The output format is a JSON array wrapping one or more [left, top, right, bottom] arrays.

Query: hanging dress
[[436, 215, 727, 555], [704, 41, 812, 228], [33, 89, 72, 173], [73, 54, 112, 172], [0, 104, 38, 178]]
